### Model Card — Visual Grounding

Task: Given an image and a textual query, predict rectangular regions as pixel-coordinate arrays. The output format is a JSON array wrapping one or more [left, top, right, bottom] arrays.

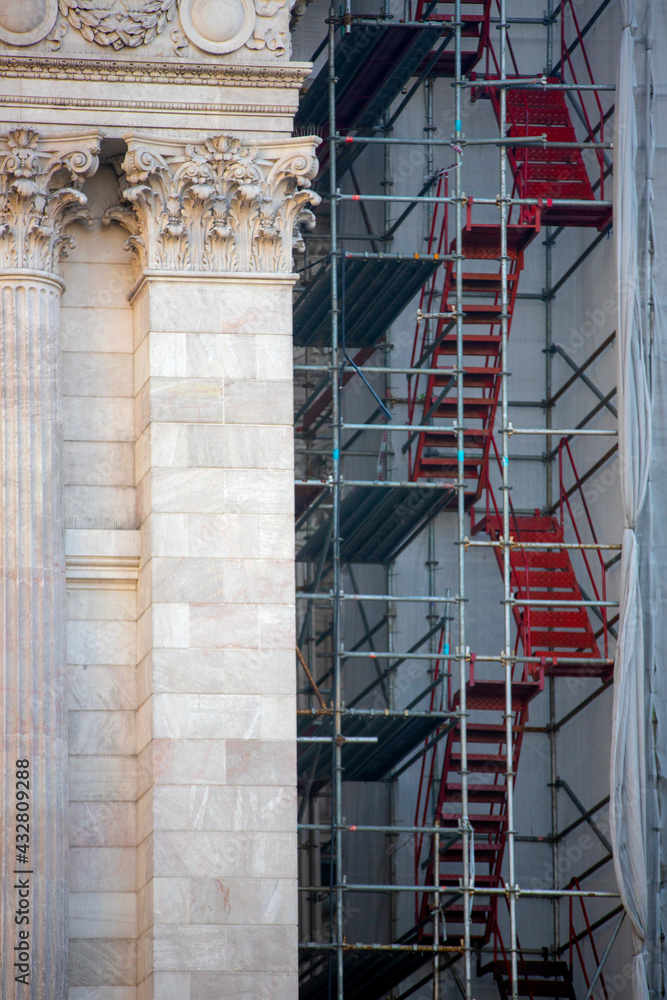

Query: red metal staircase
[[481, 81, 611, 231], [472, 511, 611, 679], [397, 1, 614, 993], [471, 437, 613, 680], [415, 669, 541, 946], [407, 219, 536, 492], [473, 0, 611, 230]]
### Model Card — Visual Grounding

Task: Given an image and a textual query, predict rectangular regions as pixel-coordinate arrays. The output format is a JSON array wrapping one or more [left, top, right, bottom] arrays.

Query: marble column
[[105, 132, 319, 1000], [0, 128, 100, 1000]]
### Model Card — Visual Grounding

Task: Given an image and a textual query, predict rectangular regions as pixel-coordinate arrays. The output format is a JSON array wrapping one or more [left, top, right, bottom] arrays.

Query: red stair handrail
[[481, 433, 535, 670], [558, 438, 609, 659], [413, 622, 450, 895], [407, 172, 449, 441], [568, 876, 610, 1000]]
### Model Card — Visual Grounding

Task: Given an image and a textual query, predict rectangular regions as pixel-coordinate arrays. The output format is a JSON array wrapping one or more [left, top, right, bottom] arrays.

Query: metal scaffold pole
[[498, 2, 519, 997], [327, 9, 344, 998], [453, 2, 472, 995]]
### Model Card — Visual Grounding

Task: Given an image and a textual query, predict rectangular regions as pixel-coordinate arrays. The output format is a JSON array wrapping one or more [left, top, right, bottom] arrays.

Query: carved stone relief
[[0, 0, 292, 57], [104, 133, 320, 274], [0, 127, 100, 272]]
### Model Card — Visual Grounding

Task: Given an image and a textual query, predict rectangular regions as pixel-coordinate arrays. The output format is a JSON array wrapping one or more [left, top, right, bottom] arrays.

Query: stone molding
[[104, 132, 320, 274], [65, 529, 141, 590], [0, 94, 295, 118], [66, 555, 141, 589], [0, 55, 311, 87], [0, 127, 100, 273]]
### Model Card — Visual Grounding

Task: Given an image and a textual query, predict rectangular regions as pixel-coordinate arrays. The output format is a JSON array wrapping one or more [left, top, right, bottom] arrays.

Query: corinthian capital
[[0, 128, 101, 274], [104, 133, 321, 275]]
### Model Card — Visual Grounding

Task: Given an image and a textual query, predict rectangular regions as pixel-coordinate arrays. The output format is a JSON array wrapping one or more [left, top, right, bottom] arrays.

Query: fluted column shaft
[[0, 272, 68, 1000], [0, 127, 99, 1000]]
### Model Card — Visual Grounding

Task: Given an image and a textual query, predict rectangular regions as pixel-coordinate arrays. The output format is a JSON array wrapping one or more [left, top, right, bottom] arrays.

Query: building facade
[[1, 2, 666, 1000]]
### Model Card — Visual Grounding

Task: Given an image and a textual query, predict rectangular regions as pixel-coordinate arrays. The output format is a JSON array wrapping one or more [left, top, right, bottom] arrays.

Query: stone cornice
[[0, 128, 101, 274], [104, 132, 320, 275], [0, 55, 312, 88]]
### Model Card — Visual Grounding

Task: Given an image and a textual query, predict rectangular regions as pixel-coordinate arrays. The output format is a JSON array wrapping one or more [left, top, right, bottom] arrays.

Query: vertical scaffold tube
[[328, 10, 344, 1000], [545, 3, 559, 954], [453, 2, 472, 996], [499, 2, 519, 998]]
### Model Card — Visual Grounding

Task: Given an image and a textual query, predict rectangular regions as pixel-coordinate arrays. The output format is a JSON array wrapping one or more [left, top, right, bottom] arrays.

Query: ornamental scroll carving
[[103, 133, 320, 274], [0, 128, 100, 273]]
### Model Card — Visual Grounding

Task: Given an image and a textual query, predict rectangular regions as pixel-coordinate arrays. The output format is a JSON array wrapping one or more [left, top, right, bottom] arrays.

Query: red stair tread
[[450, 753, 508, 773], [436, 333, 502, 355], [443, 906, 493, 922], [444, 783, 507, 803], [511, 552, 572, 568], [434, 400, 493, 418], [440, 812, 506, 832], [416, 458, 482, 474], [524, 179, 596, 199], [508, 123, 578, 140], [422, 434, 489, 450], [457, 723, 512, 742], [435, 367, 502, 386], [459, 224, 537, 258], [518, 147, 584, 164], [520, 162, 591, 183], [440, 872, 497, 885], [457, 271, 517, 291], [511, 588, 582, 601], [529, 611, 594, 628], [529, 630, 598, 650], [454, 679, 540, 711]]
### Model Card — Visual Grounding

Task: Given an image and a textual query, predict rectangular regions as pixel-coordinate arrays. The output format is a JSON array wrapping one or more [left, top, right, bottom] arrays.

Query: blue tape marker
[[444, 643, 450, 655], [333, 449, 340, 460], [455, 120, 462, 131], [457, 450, 465, 461], [503, 455, 509, 465]]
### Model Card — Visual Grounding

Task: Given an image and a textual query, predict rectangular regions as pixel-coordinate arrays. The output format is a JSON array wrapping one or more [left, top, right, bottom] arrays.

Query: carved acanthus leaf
[[0, 128, 101, 273], [104, 133, 321, 275]]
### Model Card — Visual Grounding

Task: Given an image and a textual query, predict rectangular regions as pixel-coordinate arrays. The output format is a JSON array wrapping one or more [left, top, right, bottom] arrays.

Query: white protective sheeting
[[610, 2, 653, 998], [645, 0, 667, 989]]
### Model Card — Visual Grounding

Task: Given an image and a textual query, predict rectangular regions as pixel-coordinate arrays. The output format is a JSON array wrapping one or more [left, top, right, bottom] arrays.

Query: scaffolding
[[293, 2, 622, 998]]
